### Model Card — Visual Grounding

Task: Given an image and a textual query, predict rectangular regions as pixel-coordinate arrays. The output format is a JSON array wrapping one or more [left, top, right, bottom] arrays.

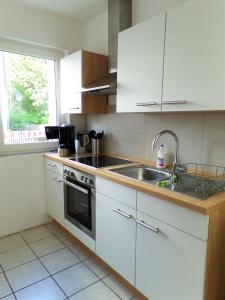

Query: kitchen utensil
[[97, 131, 104, 139], [88, 130, 97, 139]]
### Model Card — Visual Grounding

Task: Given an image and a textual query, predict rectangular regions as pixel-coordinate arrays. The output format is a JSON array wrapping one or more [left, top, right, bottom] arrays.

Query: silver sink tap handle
[[152, 130, 180, 172]]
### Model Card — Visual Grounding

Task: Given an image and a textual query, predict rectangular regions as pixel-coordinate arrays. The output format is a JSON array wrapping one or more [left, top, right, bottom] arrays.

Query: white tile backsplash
[[106, 131, 145, 159], [202, 112, 225, 166], [109, 113, 146, 134], [85, 111, 225, 166]]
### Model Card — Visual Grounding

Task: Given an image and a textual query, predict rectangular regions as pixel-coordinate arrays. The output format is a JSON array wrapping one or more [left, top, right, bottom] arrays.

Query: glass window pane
[[0, 51, 57, 145]]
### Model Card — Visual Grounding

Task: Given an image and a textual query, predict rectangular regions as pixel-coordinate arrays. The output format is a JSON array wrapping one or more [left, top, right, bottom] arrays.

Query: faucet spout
[[152, 130, 180, 170]]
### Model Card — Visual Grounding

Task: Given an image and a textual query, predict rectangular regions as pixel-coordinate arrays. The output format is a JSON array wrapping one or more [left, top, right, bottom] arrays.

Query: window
[[0, 50, 57, 145]]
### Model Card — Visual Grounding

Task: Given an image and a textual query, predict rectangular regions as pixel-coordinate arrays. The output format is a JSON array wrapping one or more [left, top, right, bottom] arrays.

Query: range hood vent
[[81, 72, 117, 95], [82, 0, 132, 95]]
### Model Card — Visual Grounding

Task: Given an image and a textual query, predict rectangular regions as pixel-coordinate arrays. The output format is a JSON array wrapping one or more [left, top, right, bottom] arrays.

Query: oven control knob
[[85, 177, 88, 183], [67, 171, 70, 176], [81, 175, 84, 181], [70, 172, 75, 177], [89, 179, 94, 185]]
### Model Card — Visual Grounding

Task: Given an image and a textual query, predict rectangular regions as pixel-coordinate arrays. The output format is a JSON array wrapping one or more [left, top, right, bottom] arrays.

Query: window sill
[[0, 141, 58, 157]]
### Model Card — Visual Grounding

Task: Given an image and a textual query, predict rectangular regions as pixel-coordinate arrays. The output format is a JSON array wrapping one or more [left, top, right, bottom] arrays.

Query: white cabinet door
[[136, 211, 207, 300], [96, 192, 136, 285], [46, 170, 64, 226], [117, 13, 166, 112], [162, 0, 225, 111], [60, 51, 82, 114]]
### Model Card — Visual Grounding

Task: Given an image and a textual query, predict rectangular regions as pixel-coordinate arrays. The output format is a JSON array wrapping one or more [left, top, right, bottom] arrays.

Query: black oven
[[64, 166, 95, 240]]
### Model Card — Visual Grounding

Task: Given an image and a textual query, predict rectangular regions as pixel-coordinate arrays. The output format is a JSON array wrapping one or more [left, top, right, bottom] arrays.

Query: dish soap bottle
[[157, 144, 167, 169]]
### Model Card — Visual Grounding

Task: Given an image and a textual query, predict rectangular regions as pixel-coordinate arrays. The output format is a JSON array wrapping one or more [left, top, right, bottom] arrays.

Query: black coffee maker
[[45, 124, 75, 154], [59, 124, 75, 154]]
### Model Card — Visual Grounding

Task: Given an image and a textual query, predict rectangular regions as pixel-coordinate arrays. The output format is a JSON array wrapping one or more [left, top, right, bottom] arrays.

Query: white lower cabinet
[[96, 192, 136, 285], [46, 169, 64, 226], [136, 211, 207, 300], [96, 177, 208, 299]]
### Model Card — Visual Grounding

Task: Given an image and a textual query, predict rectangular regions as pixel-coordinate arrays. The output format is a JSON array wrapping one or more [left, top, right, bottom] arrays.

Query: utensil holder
[[92, 139, 103, 154]]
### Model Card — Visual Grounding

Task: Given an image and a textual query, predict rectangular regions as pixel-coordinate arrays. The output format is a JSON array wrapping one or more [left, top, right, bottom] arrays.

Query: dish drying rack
[[167, 163, 225, 200]]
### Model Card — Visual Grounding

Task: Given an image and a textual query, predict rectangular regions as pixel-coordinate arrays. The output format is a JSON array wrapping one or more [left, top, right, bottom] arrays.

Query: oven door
[[64, 178, 95, 240]]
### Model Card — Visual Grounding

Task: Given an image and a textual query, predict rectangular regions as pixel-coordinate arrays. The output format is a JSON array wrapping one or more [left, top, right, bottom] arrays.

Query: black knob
[[89, 179, 94, 185], [67, 171, 70, 176], [70, 172, 75, 177], [85, 177, 88, 183], [81, 175, 84, 181]]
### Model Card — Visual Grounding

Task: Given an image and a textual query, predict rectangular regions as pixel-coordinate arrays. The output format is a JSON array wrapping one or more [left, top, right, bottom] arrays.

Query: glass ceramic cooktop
[[70, 155, 132, 168]]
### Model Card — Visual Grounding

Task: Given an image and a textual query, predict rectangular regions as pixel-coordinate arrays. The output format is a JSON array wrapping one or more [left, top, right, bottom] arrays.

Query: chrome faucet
[[152, 130, 180, 171]]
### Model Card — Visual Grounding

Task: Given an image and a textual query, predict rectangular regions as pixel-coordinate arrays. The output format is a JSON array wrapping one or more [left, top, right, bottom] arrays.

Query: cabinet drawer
[[137, 192, 208, 241], [96, 177, 136, 209], [45, 159, 63, 176]]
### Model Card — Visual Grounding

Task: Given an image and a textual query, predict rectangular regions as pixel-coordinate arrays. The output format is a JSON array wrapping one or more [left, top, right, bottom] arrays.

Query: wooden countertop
[[44, 152, 225, 215]]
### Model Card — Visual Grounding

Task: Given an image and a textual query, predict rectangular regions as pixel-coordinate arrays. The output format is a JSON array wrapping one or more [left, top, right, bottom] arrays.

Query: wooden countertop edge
[[44, 153, 225, 215]]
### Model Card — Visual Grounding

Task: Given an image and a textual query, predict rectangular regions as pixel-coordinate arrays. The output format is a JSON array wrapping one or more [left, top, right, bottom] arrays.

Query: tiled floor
[[0, 223, 139, 300]]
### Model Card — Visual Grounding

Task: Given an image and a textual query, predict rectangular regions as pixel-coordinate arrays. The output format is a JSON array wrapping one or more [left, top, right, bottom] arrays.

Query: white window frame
[[0, 37, 66, 155]]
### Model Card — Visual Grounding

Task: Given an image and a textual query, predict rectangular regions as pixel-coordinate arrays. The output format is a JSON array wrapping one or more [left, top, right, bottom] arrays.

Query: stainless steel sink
[[111, 165, 170, 183]]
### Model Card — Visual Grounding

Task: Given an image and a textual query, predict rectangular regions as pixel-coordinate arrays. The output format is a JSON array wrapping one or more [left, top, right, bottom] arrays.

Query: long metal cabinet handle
[[136, 220, 159, 233], [47, 162, 56, 167], [113, 209, 132, 219], [162, 100, 188, 105], [52, 177, 62, 183], [136, 102, 158, 106], [63, 179, 89, 195]]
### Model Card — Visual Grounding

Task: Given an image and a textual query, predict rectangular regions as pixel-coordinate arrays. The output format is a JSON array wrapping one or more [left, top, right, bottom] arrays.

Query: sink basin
[[111, 165, 170, 183]]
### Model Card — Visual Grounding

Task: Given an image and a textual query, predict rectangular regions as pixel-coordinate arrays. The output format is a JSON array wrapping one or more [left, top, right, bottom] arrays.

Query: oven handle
[[63, 179, 89, 195]]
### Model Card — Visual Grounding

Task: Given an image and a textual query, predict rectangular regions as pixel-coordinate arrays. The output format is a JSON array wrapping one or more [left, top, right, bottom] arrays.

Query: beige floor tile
[[21, 226, 53, 244], [53, 262, 98, 297], [46, 223, 64, 235], [70, 281, 120, 300], [40, 248, 80, 275], [29, 236, 65, 257], [55, 232, 75, 246], [5, 259, 49, 292], [84, 258, 110, 279], [103, 275, 134, 300], [0, 245, 36, 271], [68, 243, 90, 261], [0, 234, 26, 253], [0, 273, 12, 298], [15, 277, 66, 300]]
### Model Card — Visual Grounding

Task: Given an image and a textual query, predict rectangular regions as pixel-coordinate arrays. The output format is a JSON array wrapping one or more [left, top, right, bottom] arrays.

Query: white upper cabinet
[[61, 51, 82, 114], [162, 0, 225, 111], [117, 13, 166, 112], [60, 50, 108, 114]]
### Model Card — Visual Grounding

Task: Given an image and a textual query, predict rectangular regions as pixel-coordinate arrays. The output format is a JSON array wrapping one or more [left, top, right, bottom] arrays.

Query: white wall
[[0, 153, 50, 237], [0, 0, 82, 53], [132, 0, 188, 25], [83, 0, 225, 166], [82, 0, 189, 53], [83, 10, 108, 55], [0, 1, 83, 236]]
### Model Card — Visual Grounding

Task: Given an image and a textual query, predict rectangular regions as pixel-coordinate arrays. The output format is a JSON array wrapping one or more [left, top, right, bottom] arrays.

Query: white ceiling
[[10, 0, 108, 22]]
